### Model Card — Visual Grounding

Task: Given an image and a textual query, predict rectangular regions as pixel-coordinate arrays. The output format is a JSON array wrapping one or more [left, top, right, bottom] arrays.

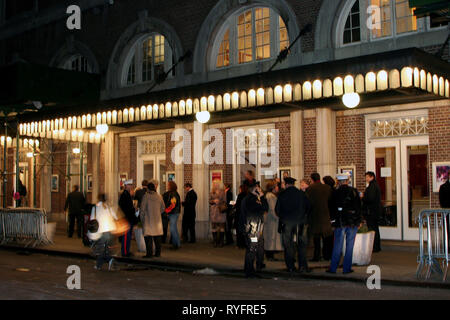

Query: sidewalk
[[3, 227, 449, 289]]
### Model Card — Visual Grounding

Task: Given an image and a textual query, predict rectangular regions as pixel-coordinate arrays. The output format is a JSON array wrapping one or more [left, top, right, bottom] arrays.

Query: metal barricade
[[0, 208, 52, 247], [416, 209, 450, 282]]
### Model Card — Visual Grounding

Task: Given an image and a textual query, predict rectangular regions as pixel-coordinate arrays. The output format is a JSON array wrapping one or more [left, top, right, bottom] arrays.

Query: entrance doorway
[[367, 137, 429, 240], [137, 154, 167, 194]]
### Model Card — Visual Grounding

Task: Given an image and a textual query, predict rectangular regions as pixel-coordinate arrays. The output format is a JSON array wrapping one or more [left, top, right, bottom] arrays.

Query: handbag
[[87, 206, 99, 233]]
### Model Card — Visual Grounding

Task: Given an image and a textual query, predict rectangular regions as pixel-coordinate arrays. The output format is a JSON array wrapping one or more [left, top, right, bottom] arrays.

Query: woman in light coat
[[88, 193, 118, 271], [263, 181, 283, 260], [209, 181, 227, 247], [140, 182, 166, 258]]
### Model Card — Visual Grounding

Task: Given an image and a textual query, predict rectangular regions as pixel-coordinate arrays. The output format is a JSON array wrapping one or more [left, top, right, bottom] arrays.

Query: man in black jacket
[[327, 173, 362, 274], [275, 177, 310, 273], [119, 180, 138, 257], [439, 171, 450, 208], [362, 171, 382, 252], [182, 183, 197, 243], [239, 181, 268, 278], [64, 185, 86, 238]]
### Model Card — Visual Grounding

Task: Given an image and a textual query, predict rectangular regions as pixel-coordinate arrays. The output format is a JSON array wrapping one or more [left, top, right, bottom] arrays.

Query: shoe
[[298, 267, 312, 274], [343, 270, 354, 274], [326, 269, 336, 274], [256, 264, 266, 272]]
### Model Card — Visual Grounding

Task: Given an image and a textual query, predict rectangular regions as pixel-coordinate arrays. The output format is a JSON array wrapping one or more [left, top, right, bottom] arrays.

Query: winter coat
[[439, 180, 450, 208], [209, 190, 227, 224], [306, 182, 333, 236], [363, 180, 382, 218], [88, 202, 118, 241], [119, 189, 138, 225], [64, 191, 86, 215], [233, 191, 247, 230], [239, 192, 268, 238], [163, 191, 181, 215], [263, 192, 283, 251], [330, 185, 362, 228], [275, 186, 309, 225], [182, 189, 197, 220], [140, 191, 165, 236]]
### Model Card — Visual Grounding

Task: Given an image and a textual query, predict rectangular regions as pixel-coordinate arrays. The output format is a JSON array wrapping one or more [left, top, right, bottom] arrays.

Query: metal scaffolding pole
[[2, 119, 7, 208], [33, 142, 37, 208], [15, 123, 19, 207]]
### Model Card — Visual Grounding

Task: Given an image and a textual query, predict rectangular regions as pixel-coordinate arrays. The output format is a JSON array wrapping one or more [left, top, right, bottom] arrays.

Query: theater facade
[[1, 0, 449, 241]]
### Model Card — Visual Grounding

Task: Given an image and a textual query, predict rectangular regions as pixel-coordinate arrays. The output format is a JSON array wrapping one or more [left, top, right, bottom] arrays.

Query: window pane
[[279, 16, 289, 52], [142, 38, 152, 82], [343, 30, 351, 44], [371, 0, 392, 38], [255, 7, 270, 61], [395, 0, 417, 34], [127, 55, 136, 85], [216, 29, 230, 68], [343, 0, 361, 44]]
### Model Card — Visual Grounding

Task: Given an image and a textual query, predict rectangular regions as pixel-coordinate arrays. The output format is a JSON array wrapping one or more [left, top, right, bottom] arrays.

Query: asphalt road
[[0, 248, 449, 300]]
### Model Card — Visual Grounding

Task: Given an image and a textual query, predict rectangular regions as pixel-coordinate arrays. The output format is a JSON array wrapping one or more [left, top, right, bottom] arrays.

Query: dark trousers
[[244, 236, 264, 276], [225, 211, 234, 244], [366, 216, 381, 251], [182, 216, 196, 243], [161, 213, 169, 243], [282, 222, 308, 271], [68, 213, 83, 238], [144, 235, 162, 257], [312, 234, 334, 260], [119, 224, 133, 256]]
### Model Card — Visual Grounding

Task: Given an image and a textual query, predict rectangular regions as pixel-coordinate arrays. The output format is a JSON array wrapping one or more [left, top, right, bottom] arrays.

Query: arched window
[[212, 7, 289, 69], [338, 0, 430, 46], [121, 33, 173, 87], [63, 54, 93, 73]]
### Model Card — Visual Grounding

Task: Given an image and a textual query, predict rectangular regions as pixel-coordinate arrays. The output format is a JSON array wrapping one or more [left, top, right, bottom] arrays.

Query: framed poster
[[167, 172, 176, 182], [210, 170, 223, 185], [279, 167, 291, 180], [87, 174, 93, 192], [51, 174, 59, 192], [432, 162, 450, 192], [338, 165, 356, 187]]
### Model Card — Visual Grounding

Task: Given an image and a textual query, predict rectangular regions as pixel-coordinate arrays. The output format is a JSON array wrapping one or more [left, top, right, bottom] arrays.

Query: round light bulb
[[72, 148, 81, 154], [96, 124, 109, 135], [195, 111, 211, 124], [342, 92, 360, 109]]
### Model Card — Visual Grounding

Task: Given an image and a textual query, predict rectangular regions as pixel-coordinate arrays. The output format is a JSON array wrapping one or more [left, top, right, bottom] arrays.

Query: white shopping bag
[[342, 231, 375, 266], [134, 227, 146, 252]]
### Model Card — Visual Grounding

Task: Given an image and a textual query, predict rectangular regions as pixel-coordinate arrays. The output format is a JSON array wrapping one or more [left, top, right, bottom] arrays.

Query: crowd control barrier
[[416, 209, 450, 282], [0, 208, 52, 247]]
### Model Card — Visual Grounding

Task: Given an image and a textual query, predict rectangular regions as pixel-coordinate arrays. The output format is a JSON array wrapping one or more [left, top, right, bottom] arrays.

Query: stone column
[[290, 110, 304, 185], [91, 143, 100, 204], [39, 140, 52, 214], [104, 132, 119, 210], [316, 108, 337, 178], [192, 121, 209, 240]]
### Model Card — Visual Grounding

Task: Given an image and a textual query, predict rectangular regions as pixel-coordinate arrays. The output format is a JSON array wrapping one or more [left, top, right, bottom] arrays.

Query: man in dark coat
[[182, 183, 198, 243], [134, 179, 148, 209], [64, 185, 86, 238], [306, 173, 333, 261], [327, 173, 362, 274], [239, 181, 268, 278], [362, 171, 382, 252], [275, 177, 310, 273], [225, 183, 234, 245], [439, 171, 450, 208], [119, 180, 138, 257]]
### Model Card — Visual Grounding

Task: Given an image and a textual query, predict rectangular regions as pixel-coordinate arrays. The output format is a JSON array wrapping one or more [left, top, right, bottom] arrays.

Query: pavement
[[2, 221, 449, 289]]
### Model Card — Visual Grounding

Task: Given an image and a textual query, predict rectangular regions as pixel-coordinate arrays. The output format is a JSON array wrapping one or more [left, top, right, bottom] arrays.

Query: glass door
[[137, 154, 166, 194], [401, 137, 429, 241], [367, 140, 402, 240]]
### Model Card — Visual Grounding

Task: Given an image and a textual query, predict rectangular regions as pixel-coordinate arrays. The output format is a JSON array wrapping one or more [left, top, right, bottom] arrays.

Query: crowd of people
[[63, 168, 450, 275]]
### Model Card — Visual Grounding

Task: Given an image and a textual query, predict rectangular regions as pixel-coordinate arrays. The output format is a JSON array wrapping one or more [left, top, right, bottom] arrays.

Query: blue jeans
[[169, 213, 180, 248], [329, 226, 358, 273]]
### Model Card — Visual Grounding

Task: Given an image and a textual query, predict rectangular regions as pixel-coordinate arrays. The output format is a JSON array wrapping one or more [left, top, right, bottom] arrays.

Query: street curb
[[2, 245, 449, 290]]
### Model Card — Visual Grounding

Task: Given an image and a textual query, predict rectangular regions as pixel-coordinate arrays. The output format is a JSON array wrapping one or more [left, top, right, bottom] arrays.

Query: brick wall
[[118, 136, 137, 184], [336, 115, 366, 192], [303, 117, 317, 179], [429, 104, 450, 207], [276, 121, 291, 168]]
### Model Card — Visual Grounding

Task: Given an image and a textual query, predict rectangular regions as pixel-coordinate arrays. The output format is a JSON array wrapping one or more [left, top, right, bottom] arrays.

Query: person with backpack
[[327, 173, 362, 274]]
